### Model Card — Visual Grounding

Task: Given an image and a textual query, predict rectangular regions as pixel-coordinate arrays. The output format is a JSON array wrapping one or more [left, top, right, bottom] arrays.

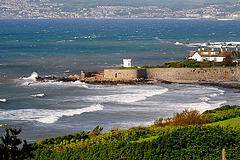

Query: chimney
[[202, 47, 205, 51], [220, 47, 223, 52], [198, 47, 201, 51], [226, 47, 228, 51], [212, 48, 214, 51]]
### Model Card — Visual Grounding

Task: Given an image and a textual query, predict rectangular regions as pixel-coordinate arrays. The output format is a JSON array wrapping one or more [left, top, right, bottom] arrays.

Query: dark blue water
[[1, 19, 240, 143]]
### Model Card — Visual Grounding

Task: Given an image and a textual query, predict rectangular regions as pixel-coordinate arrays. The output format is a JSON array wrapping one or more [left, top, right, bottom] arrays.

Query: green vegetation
[[141, 58, 238, 69], [154, 109, 210, 127], [0, 127, 32, 159], [212, 117, 240, 127], [119, 66, 140, 69], [119, 56, 239, 70], [203, 105, 240, 123], [1, 105, 240, 159]]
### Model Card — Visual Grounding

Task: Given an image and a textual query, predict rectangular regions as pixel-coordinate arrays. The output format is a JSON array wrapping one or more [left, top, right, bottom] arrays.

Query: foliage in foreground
[[30, 125, 240, 159], [0, 127, 32, 160], [203, 105, 240, 123], [1, 105, 240, 159], [154, 109, 210, 127]]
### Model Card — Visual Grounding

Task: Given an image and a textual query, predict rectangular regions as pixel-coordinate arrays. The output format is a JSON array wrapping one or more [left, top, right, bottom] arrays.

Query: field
[[212, 117, 240, 127]]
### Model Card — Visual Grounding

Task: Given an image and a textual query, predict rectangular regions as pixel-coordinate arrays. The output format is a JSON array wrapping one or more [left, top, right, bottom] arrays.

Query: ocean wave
[[171, 100, 227, 114], [77, 35, 97, 39], [116, 120, 154, 129], [56, 40, 75, 43], [174, 41, 240, 48], [31, 93, 45, 98], [199, 97, 211, 102], [0, 124, 7, 128], [86, 86, 168, 103], [0, 99, 6, 103], [0, 104, 104, 124], [19, 72, 38, 81], [21, 80, 88, 88], [154, 37, 170, 43]]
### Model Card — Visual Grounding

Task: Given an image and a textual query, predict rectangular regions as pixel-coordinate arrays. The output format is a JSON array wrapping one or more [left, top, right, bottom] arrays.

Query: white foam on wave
[[20, 72, 38, 81], [86, 86, 169, 103], [199, 97, 210, 102], [21, 80, 88, 88], [171, 100, 227, 114], [174, 41, 240, 48], [116, 120, 154, 130], [0, 124, 7, 128], [0, 104, 104, 124], [193, 86, 225, 103], [31, 93, 45, 98], [0, 99, 6, 103]]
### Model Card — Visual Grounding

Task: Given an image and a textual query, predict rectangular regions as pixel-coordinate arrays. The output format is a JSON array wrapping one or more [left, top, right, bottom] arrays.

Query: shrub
[[154, 109, 210, 127], [203, 105, 240, 123], [40, 131, 89, 145]]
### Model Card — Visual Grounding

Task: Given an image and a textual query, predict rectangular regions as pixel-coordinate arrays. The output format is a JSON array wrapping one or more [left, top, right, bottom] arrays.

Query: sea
[[1, 19, 240, 143]]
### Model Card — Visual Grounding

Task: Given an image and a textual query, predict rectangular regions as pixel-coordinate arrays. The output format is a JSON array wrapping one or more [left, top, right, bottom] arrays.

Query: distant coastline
[[0, 17, 235, 20]]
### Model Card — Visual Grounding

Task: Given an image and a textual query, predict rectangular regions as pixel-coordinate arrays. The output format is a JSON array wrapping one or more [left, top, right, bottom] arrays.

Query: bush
[[40, 131, 89, 145], [203, 105, 240, 123], [154, 109, 210, 127], [31, 125, 240, 159]]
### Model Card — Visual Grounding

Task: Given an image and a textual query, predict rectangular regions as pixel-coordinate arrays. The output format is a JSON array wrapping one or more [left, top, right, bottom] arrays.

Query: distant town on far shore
[[1, 0, 240, 19]]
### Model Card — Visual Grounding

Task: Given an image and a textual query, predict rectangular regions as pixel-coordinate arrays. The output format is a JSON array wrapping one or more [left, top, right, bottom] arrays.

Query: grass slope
[[212, 117, 240, 127]]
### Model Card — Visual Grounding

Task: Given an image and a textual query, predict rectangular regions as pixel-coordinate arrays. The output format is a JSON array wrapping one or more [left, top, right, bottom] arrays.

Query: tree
[[0, 127, 22, 159], [89, 125, 103, 136], [222, 55, 233, 66]]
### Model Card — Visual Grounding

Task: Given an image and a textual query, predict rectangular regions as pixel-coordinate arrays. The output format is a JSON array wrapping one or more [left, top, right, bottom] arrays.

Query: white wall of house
[[206, 57, 224, 62], [189, 52, 203, 61], [189, 52, 225, 62]]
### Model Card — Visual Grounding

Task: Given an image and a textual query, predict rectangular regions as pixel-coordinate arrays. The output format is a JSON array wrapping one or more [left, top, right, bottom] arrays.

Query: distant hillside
[[1, 0, 239, 19], [50, 0, 239, 11]]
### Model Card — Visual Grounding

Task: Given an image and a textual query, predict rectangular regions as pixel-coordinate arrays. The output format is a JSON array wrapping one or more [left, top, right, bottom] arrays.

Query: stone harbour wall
[[104, 68, 240, 82], [104, 69, 147, 80]]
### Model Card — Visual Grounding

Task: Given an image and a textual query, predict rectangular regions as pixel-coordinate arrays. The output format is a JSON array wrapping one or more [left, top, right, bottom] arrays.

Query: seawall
[[104, 68, 240, 83]]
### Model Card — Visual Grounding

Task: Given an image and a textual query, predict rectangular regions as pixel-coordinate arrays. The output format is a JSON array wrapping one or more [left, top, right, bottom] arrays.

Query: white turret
[[123, 59, 132, 67]]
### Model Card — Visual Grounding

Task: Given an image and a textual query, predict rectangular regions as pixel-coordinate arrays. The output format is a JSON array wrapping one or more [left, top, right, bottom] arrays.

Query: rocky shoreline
[[35, 75, 157, 85], [34, 75, 240, 90]]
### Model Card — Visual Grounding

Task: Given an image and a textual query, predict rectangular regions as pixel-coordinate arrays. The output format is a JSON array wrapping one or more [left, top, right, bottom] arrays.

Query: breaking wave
[[31, 93, 45, 98], [0, 104, 104, 124], [21, 80, 88, 88], [169, 100, 227, 114], [19, 72, 38, 81], [86, 86, 169, 103], [0, 99, 7, 103]]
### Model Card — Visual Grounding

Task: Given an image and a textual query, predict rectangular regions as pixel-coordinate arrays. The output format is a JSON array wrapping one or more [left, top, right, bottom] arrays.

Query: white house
[[123, 59, 132, 67], [188, 47, 239, 62]]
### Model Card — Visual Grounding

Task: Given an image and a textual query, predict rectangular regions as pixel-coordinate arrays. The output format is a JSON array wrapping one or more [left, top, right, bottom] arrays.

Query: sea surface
[[1, 19, 240, 143]]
